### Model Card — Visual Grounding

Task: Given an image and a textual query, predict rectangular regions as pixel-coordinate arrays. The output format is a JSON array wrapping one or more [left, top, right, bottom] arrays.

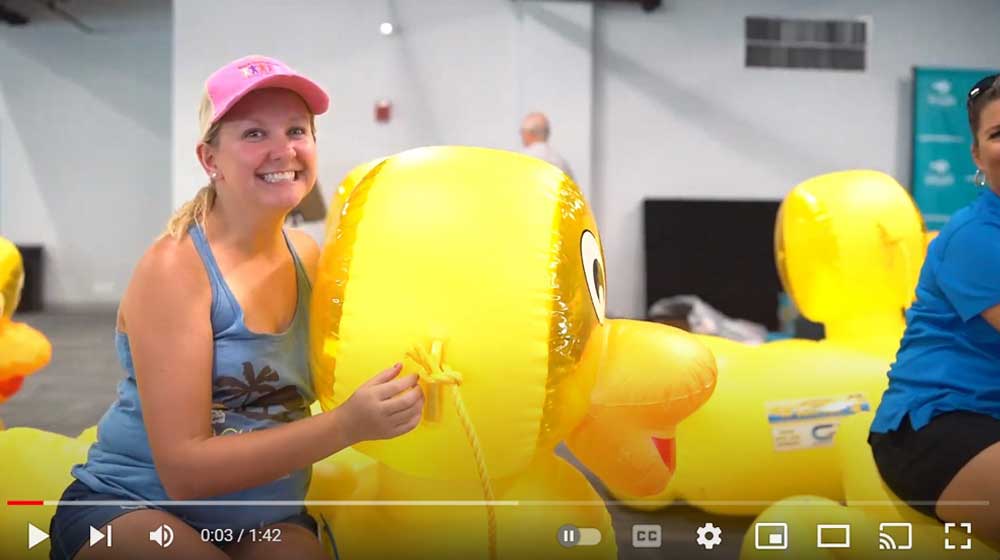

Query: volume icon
[[149, 524, 174, 548]]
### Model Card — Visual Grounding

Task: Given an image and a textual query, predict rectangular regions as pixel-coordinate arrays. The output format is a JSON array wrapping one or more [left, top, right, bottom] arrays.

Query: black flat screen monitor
[[643, 199, 782, 331]]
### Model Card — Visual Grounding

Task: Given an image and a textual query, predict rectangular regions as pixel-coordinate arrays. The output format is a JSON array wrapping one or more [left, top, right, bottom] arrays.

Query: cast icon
[[878, 522, 912, 550]]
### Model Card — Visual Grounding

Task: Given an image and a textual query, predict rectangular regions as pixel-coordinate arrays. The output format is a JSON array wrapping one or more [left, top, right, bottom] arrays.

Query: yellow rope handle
[[406, 343, 498, 560]]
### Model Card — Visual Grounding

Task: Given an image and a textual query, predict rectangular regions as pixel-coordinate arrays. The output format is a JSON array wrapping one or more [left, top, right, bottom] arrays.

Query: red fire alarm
[[375, 99, 392, 123]]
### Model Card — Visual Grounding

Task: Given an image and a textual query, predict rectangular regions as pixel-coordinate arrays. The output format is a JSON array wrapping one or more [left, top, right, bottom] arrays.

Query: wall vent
[[745, 16, 867, 71]]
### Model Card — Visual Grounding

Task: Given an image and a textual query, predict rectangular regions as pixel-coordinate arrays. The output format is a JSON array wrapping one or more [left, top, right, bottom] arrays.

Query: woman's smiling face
[[209, 88, 318, 213]]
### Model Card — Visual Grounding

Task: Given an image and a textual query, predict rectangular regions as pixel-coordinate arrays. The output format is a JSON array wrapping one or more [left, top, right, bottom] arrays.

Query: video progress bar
[[9, 500, 521, 507], [7, 499, 990, 507]]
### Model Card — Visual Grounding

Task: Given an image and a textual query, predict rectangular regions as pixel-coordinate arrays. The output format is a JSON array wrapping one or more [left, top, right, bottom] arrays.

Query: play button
[[27, 523, 49, 549]]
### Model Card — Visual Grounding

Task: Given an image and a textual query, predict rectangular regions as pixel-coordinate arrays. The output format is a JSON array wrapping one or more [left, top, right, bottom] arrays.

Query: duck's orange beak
[[0, 376, 24, 403], [566, 319, 716, 497], [0, 320, 52, 381]]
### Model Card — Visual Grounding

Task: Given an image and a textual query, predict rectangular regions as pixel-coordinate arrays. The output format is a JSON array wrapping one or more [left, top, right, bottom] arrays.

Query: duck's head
[[775, 171, 925, 351], [0, 237, 24, 323], [0, 237, 51, 403], [311, 147, 714, 482]]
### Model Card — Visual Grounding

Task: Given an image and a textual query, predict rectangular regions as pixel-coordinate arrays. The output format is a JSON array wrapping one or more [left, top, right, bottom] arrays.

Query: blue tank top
[[72, 224, 315, 530]]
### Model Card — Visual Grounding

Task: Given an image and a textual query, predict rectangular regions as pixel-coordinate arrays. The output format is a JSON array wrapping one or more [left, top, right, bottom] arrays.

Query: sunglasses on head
[[968, 74, 999, 104]]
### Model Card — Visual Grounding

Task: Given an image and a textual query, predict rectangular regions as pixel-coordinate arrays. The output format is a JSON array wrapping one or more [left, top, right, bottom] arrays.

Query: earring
[[210, 171, 218, 179], [976, 169, 987, 187]]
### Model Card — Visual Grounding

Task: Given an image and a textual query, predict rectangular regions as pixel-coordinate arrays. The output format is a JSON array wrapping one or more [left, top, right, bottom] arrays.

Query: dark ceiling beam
[[0, 3, 30, 25]]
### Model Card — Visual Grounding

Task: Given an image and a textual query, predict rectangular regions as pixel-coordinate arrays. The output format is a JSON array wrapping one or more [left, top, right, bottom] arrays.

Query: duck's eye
[[580, 230, 606, 323]]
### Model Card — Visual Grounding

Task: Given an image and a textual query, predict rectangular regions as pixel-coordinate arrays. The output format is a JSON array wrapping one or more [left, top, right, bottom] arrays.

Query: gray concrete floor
[[6, 308, 751, 559]]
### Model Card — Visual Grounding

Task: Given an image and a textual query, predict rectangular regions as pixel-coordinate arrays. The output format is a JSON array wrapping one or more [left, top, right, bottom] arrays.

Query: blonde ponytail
[[161, 184, 217, 240], [162, 108, 224, 240]]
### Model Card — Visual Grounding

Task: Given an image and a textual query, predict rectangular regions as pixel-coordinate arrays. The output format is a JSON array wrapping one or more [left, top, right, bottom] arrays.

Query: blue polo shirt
[[872, 189, 1000, 433]]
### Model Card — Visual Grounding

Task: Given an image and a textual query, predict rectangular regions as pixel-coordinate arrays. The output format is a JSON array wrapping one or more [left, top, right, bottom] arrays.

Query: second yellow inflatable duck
[[623, 171, 926, 515]]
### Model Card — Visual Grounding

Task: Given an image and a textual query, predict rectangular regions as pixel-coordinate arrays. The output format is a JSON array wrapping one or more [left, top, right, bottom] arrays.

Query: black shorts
[[868, 411, 1000, 520]]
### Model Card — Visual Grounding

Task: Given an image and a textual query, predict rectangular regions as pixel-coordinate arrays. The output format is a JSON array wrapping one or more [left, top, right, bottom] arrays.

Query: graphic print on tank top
[[211, 362, 310, 434]]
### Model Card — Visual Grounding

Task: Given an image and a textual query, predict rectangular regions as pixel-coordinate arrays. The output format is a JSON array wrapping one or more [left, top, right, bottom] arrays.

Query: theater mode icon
[[816, 524, 851, 549]]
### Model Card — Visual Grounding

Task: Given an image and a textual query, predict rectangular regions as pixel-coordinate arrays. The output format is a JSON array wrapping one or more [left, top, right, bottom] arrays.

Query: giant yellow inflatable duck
[[625, 171, 925, 516], [0, 237, 52, 420], [308, 146, 717, 559]]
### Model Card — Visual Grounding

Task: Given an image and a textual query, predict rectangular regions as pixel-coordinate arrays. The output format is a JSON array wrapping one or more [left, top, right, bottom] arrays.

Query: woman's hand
[[336, 363, 424, 445]]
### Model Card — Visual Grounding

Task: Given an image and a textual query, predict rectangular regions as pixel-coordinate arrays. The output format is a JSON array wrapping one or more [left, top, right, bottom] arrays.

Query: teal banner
[[912, 67, 996, 230]]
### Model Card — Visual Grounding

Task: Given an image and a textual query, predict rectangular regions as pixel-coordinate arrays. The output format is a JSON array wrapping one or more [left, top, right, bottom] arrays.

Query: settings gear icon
[[696, 522, 723, 550]]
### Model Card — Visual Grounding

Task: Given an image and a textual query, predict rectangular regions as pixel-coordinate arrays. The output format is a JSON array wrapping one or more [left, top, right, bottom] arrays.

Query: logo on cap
[[240, 61, 276, 78]]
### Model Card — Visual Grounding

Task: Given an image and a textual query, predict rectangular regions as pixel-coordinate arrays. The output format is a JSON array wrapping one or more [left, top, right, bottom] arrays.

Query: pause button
[[558, 525, 580, 547], [557, 525, 602, 548]]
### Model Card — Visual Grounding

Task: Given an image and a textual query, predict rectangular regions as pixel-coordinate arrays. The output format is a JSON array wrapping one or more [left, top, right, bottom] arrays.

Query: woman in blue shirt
[[870, 74, 1000, 543], [49, 56, 424, 560]]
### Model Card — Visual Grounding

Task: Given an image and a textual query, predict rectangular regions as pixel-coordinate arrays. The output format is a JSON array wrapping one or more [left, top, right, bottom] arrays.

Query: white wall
[[0, 0, 171, 306], [7, 0, 1000, 317], [515, 2, 594, 203], [595, 0, 1000, 318], [173, 0, 594, 242]]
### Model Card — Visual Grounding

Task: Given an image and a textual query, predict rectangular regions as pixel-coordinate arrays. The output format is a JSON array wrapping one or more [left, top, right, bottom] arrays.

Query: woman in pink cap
[[49, 55, 424, 560]]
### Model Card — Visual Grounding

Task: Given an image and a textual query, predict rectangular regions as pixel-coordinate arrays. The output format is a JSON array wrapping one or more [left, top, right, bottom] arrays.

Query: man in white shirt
[[519, 112, 575, 182]]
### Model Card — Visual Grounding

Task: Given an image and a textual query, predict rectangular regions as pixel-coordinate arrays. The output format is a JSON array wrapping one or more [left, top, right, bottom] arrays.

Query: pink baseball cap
[[199, 55, 329, 137]]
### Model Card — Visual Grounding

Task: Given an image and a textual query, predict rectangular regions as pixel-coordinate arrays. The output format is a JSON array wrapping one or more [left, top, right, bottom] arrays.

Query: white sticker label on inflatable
[[765, 394, 871, 452], [770, 421, 840, 451]]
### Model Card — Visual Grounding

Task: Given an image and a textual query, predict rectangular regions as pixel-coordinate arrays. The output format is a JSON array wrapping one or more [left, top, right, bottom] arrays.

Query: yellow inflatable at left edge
[[0, 237, 52, 426], [0, 429, 92, 559], [309, 146, 718, 560]]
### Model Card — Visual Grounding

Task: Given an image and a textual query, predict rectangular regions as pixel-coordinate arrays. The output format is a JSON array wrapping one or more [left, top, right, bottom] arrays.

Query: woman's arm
[[982, 304, 1000, 332], [121, 237, 422, 500]]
